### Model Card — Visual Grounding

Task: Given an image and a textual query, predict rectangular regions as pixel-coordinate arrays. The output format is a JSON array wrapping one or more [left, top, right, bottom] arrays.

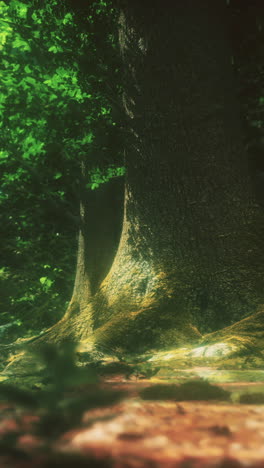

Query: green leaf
[[31, 11, 41, 24], [39, 277, 53, 290], [12, 36, 31, 51], [100, 106, 110, 115], [24, 65, 32, 74], [48, 45, 63, 53], [14, 319, 22, 326], [81, 132, 93, 144], [62, 12, 73, 25], [10, 0, 28, 19], [0, 150, 8, 162], [24, 76, 36, 85], [39, 277, 48, 285]]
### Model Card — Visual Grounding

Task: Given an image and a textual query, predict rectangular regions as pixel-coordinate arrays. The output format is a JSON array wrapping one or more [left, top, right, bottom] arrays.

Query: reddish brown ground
[[1, 379, 264, 467]]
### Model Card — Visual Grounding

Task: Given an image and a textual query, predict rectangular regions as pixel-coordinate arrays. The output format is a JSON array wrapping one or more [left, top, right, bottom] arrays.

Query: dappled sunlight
[[189, 342, 236, 358]]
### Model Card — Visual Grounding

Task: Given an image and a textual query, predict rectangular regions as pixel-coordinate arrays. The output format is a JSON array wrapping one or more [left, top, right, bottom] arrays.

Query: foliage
[[0, 0, 123, 337], [0, 343, 126, 438]]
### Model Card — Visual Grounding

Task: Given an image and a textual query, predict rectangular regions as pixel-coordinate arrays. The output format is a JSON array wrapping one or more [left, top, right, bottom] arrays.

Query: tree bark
[[38, 169, 124, 344], [90, 0, 264, 352], [37, 0, 264, 354]]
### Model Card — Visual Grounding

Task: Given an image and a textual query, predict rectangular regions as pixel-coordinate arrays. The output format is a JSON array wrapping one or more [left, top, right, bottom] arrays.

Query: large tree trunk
[[39, 0, 264, 354], [90, 0, 264, 352]]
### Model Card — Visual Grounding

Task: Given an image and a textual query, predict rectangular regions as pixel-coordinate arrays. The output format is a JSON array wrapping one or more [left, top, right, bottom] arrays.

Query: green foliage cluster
[[0, 343, 125, 461], [0, 0, 123, 338]]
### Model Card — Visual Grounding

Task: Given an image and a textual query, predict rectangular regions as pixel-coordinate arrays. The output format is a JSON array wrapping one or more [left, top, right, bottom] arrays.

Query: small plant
[[0, 343, 126, 439]]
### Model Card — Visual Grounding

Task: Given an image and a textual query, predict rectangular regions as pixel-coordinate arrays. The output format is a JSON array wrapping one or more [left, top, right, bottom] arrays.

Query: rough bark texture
[[91, 0, 264, 352], [36, 0, 264, 353]]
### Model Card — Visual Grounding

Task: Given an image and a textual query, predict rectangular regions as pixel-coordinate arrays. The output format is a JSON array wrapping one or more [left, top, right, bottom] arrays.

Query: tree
[[0, 0, 124, 339], [36, 0, 264, 358], [2, 0, 264, 368]]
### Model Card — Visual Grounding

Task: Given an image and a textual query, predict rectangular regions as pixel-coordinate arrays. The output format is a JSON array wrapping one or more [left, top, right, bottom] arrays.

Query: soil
[[1, 374, 264, 467]]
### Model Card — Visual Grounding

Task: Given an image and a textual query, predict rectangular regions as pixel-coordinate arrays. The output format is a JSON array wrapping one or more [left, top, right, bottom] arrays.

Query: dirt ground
[[1, 377, 264, 468]]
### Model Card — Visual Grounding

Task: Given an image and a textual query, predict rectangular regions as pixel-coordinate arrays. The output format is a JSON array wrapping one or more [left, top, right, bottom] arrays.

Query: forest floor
[[1, 372, 264, 468]]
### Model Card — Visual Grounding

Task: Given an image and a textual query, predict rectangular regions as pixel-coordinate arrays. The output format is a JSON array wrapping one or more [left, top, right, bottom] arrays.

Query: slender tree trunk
[[39, 168, 124, 344]]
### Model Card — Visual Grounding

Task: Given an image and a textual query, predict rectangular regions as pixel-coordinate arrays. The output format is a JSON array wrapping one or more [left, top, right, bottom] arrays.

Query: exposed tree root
[[2, 308, 264, 384]]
